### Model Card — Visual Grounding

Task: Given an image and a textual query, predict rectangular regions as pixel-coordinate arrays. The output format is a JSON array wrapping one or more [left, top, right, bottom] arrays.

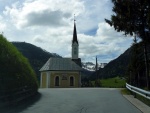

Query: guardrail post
[[133, 92, 136, 98]]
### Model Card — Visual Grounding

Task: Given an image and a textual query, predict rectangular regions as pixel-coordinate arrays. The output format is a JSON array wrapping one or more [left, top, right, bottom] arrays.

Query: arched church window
[[55, 76, 59, 86], [70, 76, 74, 86]]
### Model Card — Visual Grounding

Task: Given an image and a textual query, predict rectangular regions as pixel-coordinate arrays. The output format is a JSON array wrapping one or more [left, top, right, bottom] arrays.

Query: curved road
[[1, 88, 141, 113]]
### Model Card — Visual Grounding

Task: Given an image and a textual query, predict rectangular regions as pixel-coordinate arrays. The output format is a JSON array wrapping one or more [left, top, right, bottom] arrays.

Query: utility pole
[[96, 56, 98, 80], [95, 56, 99, 87]]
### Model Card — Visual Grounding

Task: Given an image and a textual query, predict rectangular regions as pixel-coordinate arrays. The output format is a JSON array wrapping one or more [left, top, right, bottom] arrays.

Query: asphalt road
[[1, 88, 142, 113]]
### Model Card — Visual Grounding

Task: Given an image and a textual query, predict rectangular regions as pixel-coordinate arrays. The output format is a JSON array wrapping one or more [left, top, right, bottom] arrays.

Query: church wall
[[49, 71, 81, 88], [41, 72, 47, 88]]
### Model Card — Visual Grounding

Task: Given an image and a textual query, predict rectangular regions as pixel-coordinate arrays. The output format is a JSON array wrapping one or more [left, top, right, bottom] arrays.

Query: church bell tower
[[72, 21, 79, 59], [71, 18, 81, 67]]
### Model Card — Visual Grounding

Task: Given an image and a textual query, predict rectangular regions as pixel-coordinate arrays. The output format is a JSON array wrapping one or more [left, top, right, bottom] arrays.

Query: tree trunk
[[143, 42, 149, 89], [138, 72, 140, 87]]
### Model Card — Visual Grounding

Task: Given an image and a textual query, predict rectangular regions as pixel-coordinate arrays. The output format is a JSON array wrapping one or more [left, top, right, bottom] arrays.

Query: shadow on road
[[0, 92, 42, 113]]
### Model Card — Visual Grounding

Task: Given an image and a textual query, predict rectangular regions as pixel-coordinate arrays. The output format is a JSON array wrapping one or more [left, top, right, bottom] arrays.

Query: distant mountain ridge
[[12, 42, 133, 82], [90, 48, 131, 80], [12, 42, 96, 81], [82, 62, 107, 71], [12, 42, 61, 81], [82, 62, 95, 71]]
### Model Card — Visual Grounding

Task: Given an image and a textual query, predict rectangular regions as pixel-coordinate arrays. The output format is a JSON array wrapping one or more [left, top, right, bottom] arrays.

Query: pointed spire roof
[[72, 21, 78, 44]]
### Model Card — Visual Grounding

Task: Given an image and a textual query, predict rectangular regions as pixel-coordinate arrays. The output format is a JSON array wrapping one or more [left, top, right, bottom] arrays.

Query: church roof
[[39, 58, 82, 71], [72, 22, 78, 44]]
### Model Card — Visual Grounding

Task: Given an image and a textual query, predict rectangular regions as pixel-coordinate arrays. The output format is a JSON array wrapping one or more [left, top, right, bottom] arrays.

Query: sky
[[0, 0, 133, 64]]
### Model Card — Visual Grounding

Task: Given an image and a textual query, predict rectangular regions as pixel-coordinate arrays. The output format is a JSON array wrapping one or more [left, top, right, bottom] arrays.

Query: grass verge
[[91, 76, 126, 88], [121, 88, 150, 107], [121, 88, 131, 95], [136, 94, 150, 107], [100, 77, 126, 88]]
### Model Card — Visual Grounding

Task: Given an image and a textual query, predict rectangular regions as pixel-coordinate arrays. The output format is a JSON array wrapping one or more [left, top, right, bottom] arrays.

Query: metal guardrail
[[126, 83, 150, 100]]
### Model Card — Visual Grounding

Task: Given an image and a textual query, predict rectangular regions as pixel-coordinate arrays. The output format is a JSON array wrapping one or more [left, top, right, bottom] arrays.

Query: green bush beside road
[[0, 34, 38, 96]]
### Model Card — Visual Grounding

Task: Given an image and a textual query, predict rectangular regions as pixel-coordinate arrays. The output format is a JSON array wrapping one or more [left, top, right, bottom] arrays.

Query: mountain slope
[[90, 48, 131, 80], [12, 42, 61, 81]]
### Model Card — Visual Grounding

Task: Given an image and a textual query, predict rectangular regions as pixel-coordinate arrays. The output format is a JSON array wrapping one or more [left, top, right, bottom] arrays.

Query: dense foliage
[[12, 42, 61, 81], [90, 41, 150, 88], [105, 0, 150, 89], [105, 0, 150, 38], [127, 41, 150, 88], [0, 35, 38, 91]]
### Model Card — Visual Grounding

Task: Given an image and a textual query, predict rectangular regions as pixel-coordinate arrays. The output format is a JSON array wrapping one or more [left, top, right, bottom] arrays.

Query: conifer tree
[[105, 0, 150, 89]]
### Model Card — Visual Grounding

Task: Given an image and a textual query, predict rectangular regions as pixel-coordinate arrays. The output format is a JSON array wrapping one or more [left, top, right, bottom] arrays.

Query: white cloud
[[0, 15, 6, 32], [0, 0, 133, 64], [3, 0, 84, 29], [77, 22, 132, 63], [77, 0, 113, 34]]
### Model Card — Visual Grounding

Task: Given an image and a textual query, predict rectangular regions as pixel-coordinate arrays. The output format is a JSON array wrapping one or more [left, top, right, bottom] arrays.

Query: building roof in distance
[[39, 57, 82, 71]]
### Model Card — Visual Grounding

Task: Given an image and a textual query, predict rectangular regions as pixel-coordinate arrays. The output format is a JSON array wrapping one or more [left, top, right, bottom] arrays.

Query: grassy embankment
[[121, 88, 150, 107], [99, 77, 150, 107], [92, 76, 126, 88]]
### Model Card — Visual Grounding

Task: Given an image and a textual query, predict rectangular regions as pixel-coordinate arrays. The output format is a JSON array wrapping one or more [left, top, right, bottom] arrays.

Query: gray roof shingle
[[39, 58, 81, 71]]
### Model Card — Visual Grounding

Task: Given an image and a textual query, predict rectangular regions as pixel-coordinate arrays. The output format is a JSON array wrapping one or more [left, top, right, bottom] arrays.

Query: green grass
[[121, 88, 131, 95], [92, 77, 150, 107], [99, 76, 126, 88], [121, 89, 150, 107], [136, 93, 150, 107]]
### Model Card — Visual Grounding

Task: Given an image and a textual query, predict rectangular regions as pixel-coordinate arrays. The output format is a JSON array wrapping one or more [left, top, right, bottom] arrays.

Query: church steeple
[[72, 21, 78, 44], [72, 17, 79, 60]]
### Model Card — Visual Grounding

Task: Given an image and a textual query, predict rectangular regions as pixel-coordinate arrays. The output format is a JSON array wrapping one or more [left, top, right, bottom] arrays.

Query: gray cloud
[[33, 36, 45, 43], [1, 0, 133, 64], [21, 10, 71, 27]]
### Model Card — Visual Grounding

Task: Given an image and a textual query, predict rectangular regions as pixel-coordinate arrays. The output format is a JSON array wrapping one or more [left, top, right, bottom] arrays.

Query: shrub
[[0, 34, 38, 92]]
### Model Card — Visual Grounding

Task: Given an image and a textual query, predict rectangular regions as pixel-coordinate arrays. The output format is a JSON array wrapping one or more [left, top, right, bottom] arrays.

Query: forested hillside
[[90, 48, 131, 80], [90, 41, 150, 87], [12, 42, 61, 81], [0, 35, 38, 91], [11, 41, 150, 88], [12, 42, 132, 81]]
